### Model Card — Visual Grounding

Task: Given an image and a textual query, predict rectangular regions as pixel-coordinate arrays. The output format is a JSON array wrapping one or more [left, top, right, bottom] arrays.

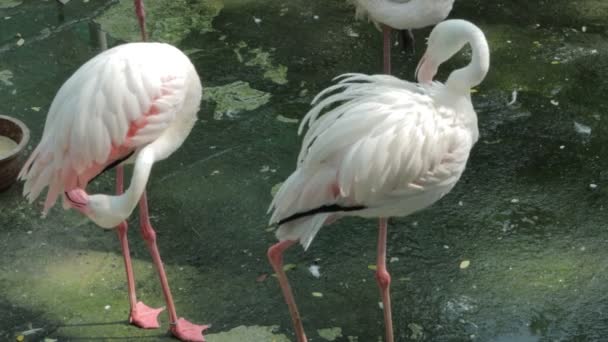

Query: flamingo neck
[[446, 26, 490, 92], [119, 148, 154, 212], [87, 147, 156, 228]]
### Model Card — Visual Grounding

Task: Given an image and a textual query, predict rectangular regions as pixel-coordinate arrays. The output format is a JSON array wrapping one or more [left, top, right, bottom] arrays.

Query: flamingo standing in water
[[267, 19, 490, 342], [18, 41, 208, 342], [352, 0, 455, 74], [21, 1, 208, 341]]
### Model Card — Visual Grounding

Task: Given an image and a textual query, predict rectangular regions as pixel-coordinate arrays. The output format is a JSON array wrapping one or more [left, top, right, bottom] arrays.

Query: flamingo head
[[65, 188, 125, 229], [415, 20, 473, 84]]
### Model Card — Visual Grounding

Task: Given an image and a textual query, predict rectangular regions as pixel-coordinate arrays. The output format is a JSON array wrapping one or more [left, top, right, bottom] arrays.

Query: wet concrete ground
[[1, 0, 608, 341]]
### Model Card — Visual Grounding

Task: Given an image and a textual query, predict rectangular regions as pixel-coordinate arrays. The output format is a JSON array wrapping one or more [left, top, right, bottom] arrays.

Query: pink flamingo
[[18, 33, 209, 342], [267, 20, 490, 342]]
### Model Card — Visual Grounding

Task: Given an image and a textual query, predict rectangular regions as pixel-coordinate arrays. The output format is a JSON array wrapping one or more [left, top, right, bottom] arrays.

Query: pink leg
[[376, 218, 394, 342], [115, 165, 164, 329], [268, 240, 307, 342], [138, 191, 209, 342], [383, 25, 391, 75], [134, 0, 147, 41]]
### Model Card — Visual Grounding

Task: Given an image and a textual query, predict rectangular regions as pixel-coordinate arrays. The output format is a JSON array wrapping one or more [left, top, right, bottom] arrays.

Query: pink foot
[[170, 318, 209, 342], [129, 301, 165, 329]]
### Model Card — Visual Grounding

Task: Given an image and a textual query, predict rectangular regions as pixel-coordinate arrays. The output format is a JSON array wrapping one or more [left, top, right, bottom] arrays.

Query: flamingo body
[[269, 74, 476, 249], [18, 41, 208, 342], [20, 42, 201, 226], [353, 0, 454, 30], [352, 0, 455, 74], [267, 19, 490, 342]]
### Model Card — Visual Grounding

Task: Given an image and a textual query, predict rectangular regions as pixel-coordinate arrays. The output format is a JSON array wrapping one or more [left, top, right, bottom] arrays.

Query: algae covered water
[[0, 0, 607, 341]]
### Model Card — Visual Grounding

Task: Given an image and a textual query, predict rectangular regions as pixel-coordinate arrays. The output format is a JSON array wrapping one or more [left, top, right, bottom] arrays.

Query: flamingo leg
[[383, 25, 391, 75], [376, 217, 394, 342], [134, 0, 147, 41], [115, 165, 164, 329], [268, 240, 308, 342], [138, 191, 208, 342]]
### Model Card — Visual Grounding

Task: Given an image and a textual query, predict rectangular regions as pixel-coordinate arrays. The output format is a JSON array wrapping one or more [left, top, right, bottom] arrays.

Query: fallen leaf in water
[[256, 273, 268, 282], [283, 263, 296, 272], [276, 115, 298, 124], [574, 121, 591, 135], [408, 323, 424, 340], [317, 327, 342, 341], [308, 264, 321, 278]]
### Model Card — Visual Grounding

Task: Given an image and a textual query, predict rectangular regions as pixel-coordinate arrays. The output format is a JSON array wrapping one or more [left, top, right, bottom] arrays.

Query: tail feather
[[276, 213, 330, 250], [269, 167, 337, 249], [19, 143, 66, 215]]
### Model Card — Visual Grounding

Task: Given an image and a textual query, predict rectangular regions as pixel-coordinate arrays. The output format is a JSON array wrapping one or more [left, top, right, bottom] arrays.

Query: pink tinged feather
[[28, 165, 53, 204], [139, 69, 161, 100], [125, 63, 146, 102], [122, 95, 140, 122], [103, 113, 119, 144], [19, 44, 195, 216], [43, 178, 62, 215]]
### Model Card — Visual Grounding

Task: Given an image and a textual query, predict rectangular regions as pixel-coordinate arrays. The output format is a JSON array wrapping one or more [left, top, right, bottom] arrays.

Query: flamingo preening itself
[[352, 0, 455, 74], [267, 19, 490, 342], [19, 42, 208, 342], [20, 1, 208, 340]]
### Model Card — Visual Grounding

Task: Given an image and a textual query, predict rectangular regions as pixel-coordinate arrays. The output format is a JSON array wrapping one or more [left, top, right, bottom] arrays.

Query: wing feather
[[19, 42, 192, 214], [270, 74, 473, 243]]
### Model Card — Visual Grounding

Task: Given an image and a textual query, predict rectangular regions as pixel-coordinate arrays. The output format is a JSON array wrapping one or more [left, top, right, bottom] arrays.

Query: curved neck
[[90, 147, 154, 228], [115, 148, 154, 214], [446, 26, 490, 92]]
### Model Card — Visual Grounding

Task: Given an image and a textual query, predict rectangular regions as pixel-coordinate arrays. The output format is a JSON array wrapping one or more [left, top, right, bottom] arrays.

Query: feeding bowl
[[0, 115, 30, 192]]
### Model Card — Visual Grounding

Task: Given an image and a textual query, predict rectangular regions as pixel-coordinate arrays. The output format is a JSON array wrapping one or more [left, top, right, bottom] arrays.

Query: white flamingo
[[18, 42, 208, 342], [352, 0, 455, 73], [267, 19, 489, 342]]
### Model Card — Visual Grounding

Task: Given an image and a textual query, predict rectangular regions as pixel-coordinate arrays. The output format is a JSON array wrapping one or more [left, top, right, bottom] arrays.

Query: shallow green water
[[1, 0, 608, 341]]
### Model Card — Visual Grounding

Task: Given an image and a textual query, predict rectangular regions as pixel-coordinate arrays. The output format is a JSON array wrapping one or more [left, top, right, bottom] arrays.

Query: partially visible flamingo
[[267, 19, 489, 342], [18, 41, 208, 341], [352, 0, 455, 74]]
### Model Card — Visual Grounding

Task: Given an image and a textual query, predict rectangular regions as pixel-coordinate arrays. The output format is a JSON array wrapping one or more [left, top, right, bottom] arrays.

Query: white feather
[[19, 42, 199, 214], [351, 0, 454, 30], [269, 72, 478, 249]]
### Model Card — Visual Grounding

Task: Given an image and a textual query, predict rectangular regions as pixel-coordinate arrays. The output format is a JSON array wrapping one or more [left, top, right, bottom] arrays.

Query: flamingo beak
[[65, 189, 93, 216], [415, 52, 438, 84]]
